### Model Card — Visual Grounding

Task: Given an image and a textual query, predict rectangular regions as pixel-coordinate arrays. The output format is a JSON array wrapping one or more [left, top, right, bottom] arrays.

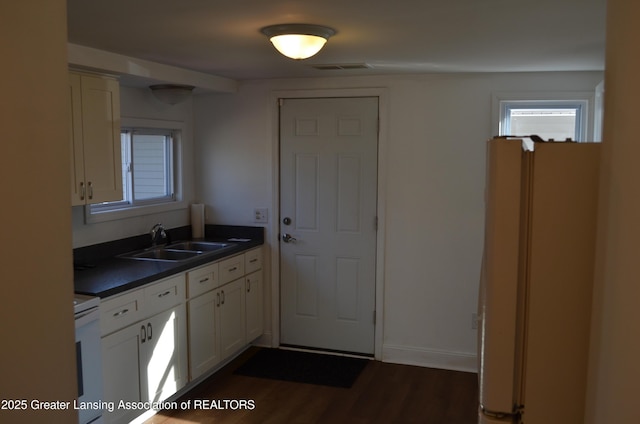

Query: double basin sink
[[119, 241, 234, 263]]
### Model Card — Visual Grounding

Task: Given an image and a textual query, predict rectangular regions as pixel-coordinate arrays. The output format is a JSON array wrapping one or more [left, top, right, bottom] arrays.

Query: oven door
[[75, 307, 103, 424]]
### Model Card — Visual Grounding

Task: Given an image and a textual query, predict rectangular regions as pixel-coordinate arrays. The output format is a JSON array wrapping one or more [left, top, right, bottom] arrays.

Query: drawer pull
[[228, 266, 238, 272], [113, 308, 129, 317], [247, 281, 251, 293], [157, 290, 172, 298], [199, 278, 209, 284], [249, 258, 258, 263]]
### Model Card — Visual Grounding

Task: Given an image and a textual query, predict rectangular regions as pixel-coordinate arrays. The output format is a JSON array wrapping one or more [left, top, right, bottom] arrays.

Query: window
[[500, 101, 587, 141], [492, 92, 595, 142], [122, 129, 175, 204], [88, 124, 182, 221]]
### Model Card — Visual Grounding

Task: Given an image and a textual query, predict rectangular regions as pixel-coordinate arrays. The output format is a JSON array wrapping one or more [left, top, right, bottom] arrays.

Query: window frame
[[491, 91, 596, 142], [85, 118, 186, 224]]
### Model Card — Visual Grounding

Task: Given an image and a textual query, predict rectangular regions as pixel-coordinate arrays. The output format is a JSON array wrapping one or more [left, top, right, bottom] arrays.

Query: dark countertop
[[74, 225, 264, 298]]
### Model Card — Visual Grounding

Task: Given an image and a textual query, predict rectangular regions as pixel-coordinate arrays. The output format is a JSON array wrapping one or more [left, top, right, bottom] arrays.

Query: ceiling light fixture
[[260, 24, 336, 60], [149, 84, 195, 105]]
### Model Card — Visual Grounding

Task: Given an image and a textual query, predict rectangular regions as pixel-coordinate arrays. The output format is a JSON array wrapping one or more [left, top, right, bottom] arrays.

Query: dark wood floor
[[143, 347, 479, 424]]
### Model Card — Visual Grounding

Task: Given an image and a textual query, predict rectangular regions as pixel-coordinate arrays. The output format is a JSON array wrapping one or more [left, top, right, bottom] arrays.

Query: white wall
[[194, 71, 603, 371], [0, 2, 77, 423], [586, 1, 640, 422], [72, 85, 196, 248]]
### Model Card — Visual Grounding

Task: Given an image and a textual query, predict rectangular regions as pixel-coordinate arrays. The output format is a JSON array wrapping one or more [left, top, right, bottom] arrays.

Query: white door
[[279, 97, 378, 355]]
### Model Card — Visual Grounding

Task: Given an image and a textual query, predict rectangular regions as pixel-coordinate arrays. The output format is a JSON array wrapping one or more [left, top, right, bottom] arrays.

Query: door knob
[[282, 233, 297, 243], [282, 217, 292, 225]]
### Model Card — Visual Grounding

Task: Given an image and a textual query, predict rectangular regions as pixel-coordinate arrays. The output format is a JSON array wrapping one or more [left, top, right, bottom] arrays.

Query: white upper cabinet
[[69, 71, 123, 205]]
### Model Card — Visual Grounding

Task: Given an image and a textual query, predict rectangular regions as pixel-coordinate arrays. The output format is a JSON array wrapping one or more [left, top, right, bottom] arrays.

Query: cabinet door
[[80, 74, 123, 204], [69, 73, 86, 206], [102, 324, 142, 424], [245, 271, 264, 342], [218, 278, 246, 361], [187, 290, 220, 380], [139, 304, 188, 404]]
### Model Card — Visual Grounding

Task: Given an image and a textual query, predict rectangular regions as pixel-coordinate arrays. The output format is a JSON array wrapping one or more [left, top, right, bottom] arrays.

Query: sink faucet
[[150, 223, 168, 247]]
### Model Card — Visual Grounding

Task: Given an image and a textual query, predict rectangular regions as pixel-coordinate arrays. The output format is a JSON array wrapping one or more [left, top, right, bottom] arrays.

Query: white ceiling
[[67, 0, 606, 81]]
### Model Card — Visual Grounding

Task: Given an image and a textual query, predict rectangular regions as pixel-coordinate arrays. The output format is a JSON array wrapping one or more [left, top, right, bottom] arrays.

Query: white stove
[[74, 294, 104, 424], [74, 294, 100, 316]]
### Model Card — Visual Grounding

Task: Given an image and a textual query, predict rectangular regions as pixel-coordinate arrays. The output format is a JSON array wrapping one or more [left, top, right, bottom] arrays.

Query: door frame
[[267, 88, 389, 360]]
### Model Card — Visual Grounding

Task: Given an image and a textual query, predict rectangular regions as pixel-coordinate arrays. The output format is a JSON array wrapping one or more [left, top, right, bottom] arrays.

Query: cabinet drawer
[[219, 254, 245, 285], [101, 289, 144, 336], [187, 262, 219, 298], [144, 274, 186, 317], [245, 247, 263, 274]]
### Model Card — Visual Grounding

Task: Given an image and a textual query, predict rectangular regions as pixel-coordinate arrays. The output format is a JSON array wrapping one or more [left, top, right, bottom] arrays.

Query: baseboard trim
[[252, 332, 272, 348], [382, 344, 478, 373]]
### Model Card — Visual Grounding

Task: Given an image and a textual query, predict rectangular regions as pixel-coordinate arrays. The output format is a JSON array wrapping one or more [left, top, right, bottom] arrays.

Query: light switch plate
[[254, 208, 268, 223]]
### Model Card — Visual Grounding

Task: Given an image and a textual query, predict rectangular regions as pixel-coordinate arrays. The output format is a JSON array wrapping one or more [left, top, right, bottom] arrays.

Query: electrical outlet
[[254, 208, 268, 223], [471, 313, 478, 330]]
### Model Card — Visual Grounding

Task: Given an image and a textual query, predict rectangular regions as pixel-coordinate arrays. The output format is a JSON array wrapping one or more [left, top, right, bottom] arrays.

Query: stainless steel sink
[[165, 241, 231, 252], [119, 248, 202, 262], [119, 241, 234, 262]]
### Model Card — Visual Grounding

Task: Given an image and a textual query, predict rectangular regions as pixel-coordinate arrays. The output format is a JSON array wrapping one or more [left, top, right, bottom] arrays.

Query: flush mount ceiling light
[[149, 84, 195, 105], [260, 24, 336, 60]]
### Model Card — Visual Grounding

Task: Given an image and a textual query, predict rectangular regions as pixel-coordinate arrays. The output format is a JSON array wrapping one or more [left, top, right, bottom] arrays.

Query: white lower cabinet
[[245, 271, 263, 342], [218, 278, 246, 360], [187, 248, 263, 381], [101, 321, 142, 424], [101, 247, 264, 423], [140, 305, 188, 405], [187, 277, 246, 380], [102, 304, 187, 424], [187, 290, 220, 380]]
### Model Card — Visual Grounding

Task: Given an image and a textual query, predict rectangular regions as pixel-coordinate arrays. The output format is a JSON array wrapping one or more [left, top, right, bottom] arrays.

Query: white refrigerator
[[478, 137, 600, 423]]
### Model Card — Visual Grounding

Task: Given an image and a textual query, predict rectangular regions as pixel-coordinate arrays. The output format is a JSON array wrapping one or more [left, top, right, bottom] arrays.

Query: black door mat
[[233, 348, 369, 388]]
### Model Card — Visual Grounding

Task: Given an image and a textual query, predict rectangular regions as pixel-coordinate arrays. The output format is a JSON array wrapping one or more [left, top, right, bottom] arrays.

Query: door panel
[[294, 254, 319, 317], [295, 154, 319, 230], [336, 257, 360, 321], [280, 97, 378, 355], [337, 155, 362, 232]]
